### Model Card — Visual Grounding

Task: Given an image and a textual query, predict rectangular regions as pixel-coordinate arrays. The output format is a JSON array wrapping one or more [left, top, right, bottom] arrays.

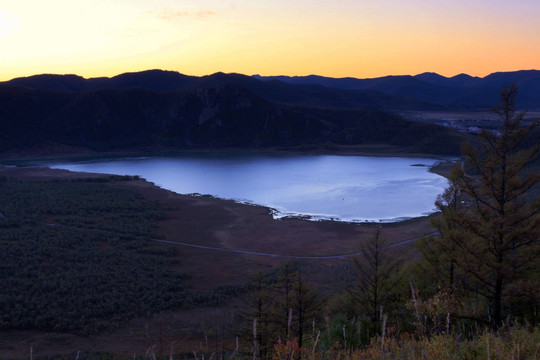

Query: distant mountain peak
[[415, 71, 447, 77], [3, 69, 540, 108], [452, 73, 474, 78], [414, 72, 449, 83]]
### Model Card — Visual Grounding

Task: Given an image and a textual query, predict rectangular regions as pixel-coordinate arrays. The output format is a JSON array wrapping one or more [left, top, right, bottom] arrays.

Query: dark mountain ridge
[[4, 70, 197, 93], [254, 69, 540, 108], [6, 68, 539, 109], [0, 81, 466, 156], [414, 72, 480, 87], [1, 70, 457, 111], [9, 68, 534, 156]]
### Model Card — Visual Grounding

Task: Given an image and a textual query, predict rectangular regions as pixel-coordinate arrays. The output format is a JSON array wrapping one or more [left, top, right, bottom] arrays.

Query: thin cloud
[[150, 8, 216, 22], [194, 10, 216, 19]]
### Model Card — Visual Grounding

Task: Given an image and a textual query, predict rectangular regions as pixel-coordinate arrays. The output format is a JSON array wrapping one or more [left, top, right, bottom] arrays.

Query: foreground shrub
[[269, 326, 539, 360]]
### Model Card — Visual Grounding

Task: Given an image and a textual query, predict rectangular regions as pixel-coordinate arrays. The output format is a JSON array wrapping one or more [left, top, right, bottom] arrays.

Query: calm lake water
[[44, 153, 448, 222]]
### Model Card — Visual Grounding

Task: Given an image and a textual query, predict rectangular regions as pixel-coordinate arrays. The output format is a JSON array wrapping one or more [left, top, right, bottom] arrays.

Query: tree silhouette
[[271, 263, 295, 341], [290, 269, 322, 350], [235, 272, 274, 359], [347, 229, 403, 324], [434, 84, 539, 327], [413, 173, 464, 295]]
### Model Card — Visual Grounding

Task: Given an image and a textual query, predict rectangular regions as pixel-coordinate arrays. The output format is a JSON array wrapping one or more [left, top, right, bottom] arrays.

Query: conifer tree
[[347, 229, 403, 323], [290, 269, 322, 350], [271, 263, 295, 341], [414, 176, 463, 292], [434, 84, 540, 327], [235, 272, 274, 359]]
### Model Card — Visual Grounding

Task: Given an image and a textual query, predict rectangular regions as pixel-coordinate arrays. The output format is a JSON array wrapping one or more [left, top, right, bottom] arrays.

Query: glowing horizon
[[1, 0, 539, 82]]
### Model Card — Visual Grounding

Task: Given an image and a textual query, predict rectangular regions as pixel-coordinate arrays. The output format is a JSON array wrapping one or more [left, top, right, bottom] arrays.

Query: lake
[[43, 153, 448, 222]]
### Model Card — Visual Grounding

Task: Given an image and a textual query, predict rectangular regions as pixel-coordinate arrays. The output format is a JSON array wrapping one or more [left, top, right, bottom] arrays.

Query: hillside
[[6, 69, 540, 110], [0, 82, 466, 156], [254, 69, 540, 108], [3, 70, 455, 111]]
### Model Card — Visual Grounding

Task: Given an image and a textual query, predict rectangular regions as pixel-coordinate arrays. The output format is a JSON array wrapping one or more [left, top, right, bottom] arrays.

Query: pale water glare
[[45, 153, 448, 222]]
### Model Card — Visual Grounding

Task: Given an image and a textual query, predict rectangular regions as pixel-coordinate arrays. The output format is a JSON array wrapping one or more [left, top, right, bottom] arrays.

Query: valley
[[0, 70, 538, 359]]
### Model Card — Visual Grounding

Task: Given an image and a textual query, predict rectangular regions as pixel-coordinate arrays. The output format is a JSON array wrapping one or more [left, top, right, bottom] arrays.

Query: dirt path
[[150, 231, 439, 259]]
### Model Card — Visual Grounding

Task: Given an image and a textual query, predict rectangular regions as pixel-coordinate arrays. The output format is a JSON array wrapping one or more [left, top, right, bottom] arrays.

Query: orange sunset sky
[[1, 0, 539, 81]]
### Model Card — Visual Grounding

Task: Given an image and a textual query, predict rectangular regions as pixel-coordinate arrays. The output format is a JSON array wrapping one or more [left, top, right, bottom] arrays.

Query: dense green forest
[[0, 176, 241, 335]]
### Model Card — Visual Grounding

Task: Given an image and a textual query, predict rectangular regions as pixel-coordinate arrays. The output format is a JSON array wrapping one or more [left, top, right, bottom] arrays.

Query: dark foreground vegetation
[[0, 176, 241, 335], [0, 85, 538, 359], [12, 326, 540, 360]]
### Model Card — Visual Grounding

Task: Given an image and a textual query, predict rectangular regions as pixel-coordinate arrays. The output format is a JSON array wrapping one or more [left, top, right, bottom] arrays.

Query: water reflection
[[45, 153, 448, 222]]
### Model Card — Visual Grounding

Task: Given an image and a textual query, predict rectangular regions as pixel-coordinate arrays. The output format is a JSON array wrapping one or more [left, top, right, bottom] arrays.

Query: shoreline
[[0, 144, 459, 164], [1, 151, 454, 225], [0, 163, 437, 253]]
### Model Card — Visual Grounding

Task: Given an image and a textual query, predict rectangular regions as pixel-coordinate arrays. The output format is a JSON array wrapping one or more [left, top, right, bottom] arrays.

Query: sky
[[1, 0, 539, 81]]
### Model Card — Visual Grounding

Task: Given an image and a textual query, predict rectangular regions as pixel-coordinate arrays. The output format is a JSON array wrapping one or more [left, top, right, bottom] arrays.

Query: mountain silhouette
[[7, 69, 538, 108], [254, 70, 540, 108], [3, 70, 455, 111], [6, 68, 536, 156], [0, 76, 467, 155]]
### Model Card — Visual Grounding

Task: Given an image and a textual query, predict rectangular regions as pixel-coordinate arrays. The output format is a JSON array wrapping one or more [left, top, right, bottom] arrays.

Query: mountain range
[[1, 69, 537, 157], [253, 70, 540, 108], [4, 69, 540, 109]]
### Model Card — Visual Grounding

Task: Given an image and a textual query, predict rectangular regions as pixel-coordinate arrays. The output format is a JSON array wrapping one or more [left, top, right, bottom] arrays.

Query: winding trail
[[150, 231, 439, 259]]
